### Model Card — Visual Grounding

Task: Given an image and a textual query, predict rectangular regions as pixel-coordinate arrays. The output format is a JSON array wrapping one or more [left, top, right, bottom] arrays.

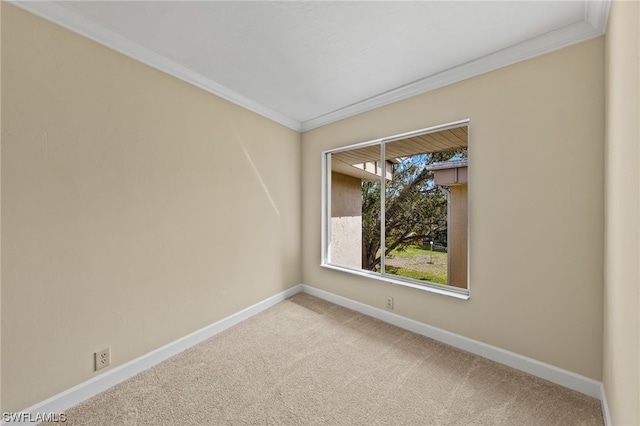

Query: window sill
[[320, 263, 469, 300]]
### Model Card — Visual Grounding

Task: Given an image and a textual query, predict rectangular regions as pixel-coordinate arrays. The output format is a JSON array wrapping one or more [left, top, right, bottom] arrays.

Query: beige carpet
[[53, 293, 603, 425]]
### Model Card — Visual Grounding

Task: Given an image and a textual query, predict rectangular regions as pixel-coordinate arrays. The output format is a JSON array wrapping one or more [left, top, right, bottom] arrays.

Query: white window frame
[[321, 119, 470, 300]]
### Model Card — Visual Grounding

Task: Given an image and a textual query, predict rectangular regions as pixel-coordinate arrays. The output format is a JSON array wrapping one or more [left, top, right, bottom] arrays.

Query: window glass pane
[[328, 144, 382, 272], [382, 127, 468, 288], [324, 122, 469, 294]]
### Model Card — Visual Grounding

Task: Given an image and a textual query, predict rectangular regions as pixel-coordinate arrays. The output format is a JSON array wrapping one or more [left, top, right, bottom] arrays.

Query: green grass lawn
[[384, 244, 448, 285]]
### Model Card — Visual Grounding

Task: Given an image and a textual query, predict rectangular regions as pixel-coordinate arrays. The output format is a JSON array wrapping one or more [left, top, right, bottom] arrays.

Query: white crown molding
[[586, 0, 612, 33], [10, 0, 609, 134], [8, 0, 302, 132], [301, 2, 610, 132]]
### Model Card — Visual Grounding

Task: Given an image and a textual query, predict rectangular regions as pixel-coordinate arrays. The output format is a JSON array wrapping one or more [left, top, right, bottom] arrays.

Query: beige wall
[[330, 172, 362, 269], [1, 4, 301, 411], [0, 0, 3, 414], [6, 0, 634, 418], [604, 1, 640, 424], [303, 38, 605, 380]]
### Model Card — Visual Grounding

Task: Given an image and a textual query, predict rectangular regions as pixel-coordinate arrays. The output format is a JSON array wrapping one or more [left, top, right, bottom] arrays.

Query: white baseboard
[[9, 283, 606, 424], [600, 383, 612, 426], [5, 284, 303, 424], [301, 284, 603, 399]]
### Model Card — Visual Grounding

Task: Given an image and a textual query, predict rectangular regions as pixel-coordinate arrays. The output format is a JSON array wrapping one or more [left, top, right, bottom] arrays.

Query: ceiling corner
[[585, 0, 612, 33]]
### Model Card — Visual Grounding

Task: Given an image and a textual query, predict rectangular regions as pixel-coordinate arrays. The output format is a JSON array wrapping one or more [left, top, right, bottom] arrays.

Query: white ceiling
[[12, 1, 610, 132]]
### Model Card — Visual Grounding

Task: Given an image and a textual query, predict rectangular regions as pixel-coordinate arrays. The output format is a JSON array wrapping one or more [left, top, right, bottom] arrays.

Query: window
[[322, 120, 469, 298]]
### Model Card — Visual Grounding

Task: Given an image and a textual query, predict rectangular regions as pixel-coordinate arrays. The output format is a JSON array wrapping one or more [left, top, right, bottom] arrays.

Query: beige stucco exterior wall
[[604, 1, 640, 424], [303, 38, 605, 380], [449, 185, 468, 289], [1, 4, 301, 412], [330, 172, 362, 269]]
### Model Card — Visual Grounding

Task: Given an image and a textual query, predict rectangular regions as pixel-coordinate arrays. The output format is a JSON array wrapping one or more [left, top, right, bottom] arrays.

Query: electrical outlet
[[95, 347, 111, 371], [386, 296, 394, 310]]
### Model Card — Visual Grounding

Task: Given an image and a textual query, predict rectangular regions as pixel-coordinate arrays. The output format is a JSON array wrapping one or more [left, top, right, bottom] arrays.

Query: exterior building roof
[[425, 158, 468, 171]]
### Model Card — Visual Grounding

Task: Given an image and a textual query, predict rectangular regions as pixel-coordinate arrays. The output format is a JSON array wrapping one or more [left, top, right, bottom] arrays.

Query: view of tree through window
[[325, 122, 469, 292]]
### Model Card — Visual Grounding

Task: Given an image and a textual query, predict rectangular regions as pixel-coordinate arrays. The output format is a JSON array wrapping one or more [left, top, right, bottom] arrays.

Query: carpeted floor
[[54, 293, 603, 425]]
